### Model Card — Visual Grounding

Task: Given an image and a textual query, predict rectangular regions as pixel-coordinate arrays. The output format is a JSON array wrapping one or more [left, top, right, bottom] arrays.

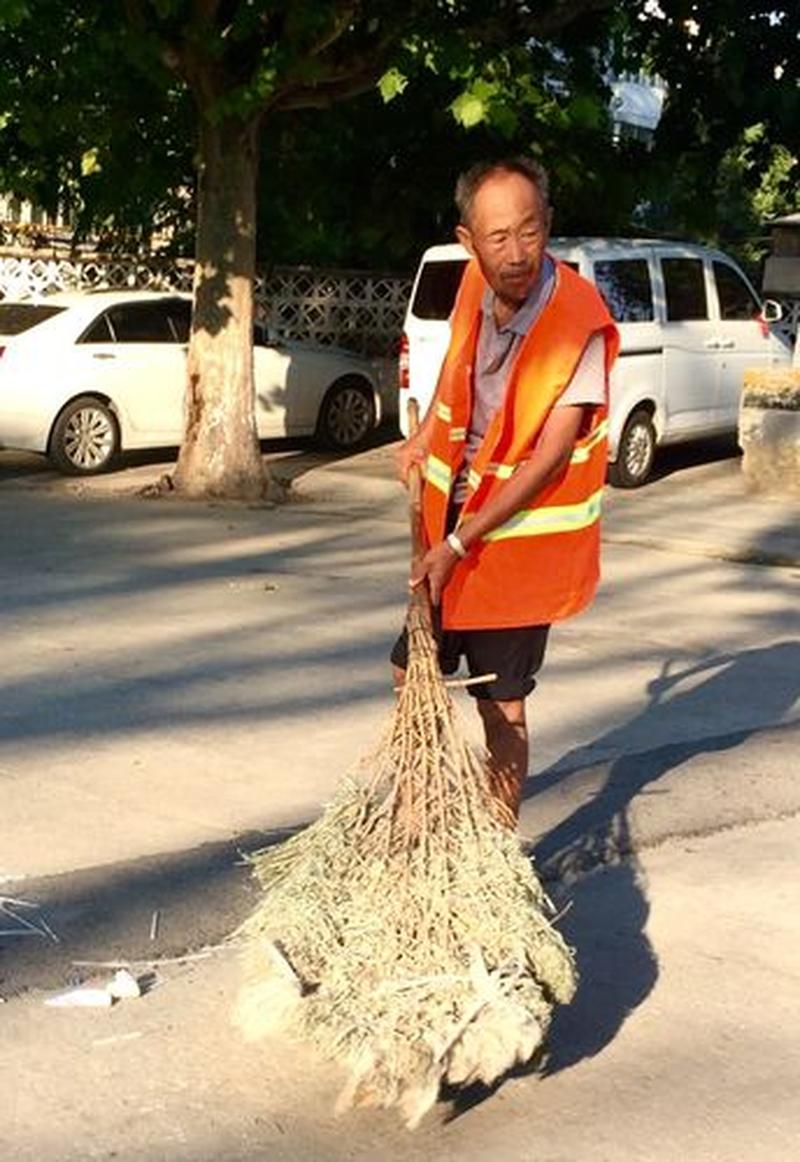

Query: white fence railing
[[0, 251, 412, 357]]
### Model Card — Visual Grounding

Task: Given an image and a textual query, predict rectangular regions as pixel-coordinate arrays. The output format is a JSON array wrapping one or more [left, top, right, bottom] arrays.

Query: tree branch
[[307, 2, 360, 58], [272, 67, 383, 112]]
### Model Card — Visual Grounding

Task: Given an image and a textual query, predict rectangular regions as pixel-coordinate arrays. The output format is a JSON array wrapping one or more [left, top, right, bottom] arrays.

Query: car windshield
[[0, 303, 66, 334]]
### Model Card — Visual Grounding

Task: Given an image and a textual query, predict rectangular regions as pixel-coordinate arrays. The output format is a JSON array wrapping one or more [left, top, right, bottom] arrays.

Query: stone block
[[739, 369, 800, 495]]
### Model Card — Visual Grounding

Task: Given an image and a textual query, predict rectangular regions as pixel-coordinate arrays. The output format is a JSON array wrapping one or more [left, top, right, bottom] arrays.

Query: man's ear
[[455, 223, 476, 258]]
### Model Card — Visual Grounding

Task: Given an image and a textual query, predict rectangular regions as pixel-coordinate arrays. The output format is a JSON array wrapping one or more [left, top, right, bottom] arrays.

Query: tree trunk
[[172, 113, 268, 500]]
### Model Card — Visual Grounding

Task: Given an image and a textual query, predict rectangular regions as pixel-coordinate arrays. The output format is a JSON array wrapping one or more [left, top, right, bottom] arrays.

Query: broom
[[234, 401, 577, 1128]]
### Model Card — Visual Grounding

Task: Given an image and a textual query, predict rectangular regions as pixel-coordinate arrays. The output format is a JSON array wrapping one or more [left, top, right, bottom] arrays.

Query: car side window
[[80, 312, 114, 343], [593, 259, 654, 322], [104, 302, 177, 343], [662, 258, 708, 321], [165, 299, 191, 343], [713, 261, 760, 321]]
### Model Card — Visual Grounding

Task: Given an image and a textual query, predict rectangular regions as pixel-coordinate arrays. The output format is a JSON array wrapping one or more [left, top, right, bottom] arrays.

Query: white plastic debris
[[46, 967, 143, 1008], [45, 987, 114, 1008], [107, 969, 141, 1000]]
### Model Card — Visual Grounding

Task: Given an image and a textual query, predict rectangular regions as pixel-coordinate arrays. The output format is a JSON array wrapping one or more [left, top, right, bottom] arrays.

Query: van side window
[[662, 258, 708, 321], [713, 261, 760, 320], [411, 259, 468, 321], [593, 259, 654, 322]]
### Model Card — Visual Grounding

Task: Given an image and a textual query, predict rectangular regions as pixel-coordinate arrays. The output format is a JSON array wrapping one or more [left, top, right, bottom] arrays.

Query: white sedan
[[0, 290, 391, 474]]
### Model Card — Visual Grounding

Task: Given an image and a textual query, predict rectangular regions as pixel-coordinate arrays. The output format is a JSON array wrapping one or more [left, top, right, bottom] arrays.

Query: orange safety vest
[[422, 256, 619, 630]]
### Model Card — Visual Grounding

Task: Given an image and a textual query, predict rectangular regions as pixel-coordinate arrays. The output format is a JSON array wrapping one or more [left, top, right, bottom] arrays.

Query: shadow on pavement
[[0, 425, 400, 490], [0, 829, 297, 996], [646, 434, 740, 484], [445, 641, 799, 1118], [532, 642, 800, 1077]]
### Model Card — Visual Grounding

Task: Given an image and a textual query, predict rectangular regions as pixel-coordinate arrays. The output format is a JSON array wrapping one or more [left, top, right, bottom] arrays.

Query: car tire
[[608, 408, 657, 488], [49, 396, 120, 476], [315, 376, 376, 451]]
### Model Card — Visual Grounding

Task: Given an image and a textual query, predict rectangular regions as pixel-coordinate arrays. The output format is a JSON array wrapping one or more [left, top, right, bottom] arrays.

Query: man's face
[[456, 171, 552, 310]]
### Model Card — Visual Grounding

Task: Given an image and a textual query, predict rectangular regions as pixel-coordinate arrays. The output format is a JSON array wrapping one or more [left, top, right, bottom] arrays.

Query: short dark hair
[[455, 157, 550, 226]]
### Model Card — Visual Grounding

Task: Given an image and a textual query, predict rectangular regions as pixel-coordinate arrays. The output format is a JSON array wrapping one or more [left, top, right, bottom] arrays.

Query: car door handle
[[92, 352, 117, 360], [718, 339, 735, 349], [704, 339, 721, 350]]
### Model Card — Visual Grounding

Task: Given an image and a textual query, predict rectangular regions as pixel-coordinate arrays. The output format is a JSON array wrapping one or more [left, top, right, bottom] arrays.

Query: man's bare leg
[[476, 697, 528, 824], [393, 669, 528, 823]]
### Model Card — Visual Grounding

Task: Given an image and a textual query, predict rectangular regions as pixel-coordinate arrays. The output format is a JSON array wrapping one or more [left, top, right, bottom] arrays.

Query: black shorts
[[390, 613, 550, 702]]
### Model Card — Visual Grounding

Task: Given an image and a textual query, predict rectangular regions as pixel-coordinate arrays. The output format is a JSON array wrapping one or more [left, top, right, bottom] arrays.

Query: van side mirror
[[760, 299, 783, 324]]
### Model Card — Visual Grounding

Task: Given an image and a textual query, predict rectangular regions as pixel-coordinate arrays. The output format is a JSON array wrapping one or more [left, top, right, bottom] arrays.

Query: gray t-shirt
[[453, 257, 605, 502]]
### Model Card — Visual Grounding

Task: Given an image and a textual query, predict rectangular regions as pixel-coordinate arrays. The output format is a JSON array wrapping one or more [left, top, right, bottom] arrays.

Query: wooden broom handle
[[406, 399, 433, 624], [407, 398, 426, 570]]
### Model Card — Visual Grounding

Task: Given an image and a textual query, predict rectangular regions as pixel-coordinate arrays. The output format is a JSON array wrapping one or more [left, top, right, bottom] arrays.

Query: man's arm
[[411, 404, 586, 604]]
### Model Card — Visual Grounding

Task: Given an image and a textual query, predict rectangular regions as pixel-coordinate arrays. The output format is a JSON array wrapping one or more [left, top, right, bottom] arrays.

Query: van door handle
[[704, 339, 721, 350], [92, 352, 116, 360], [718, 339, 735, 349]]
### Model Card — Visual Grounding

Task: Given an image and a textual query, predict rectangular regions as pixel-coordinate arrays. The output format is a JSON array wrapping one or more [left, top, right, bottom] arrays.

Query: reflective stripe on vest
[[425, 453, 453, 495], [484, 488, 604, 542], [435, 401, 452, 423], [570, 420, 609, 464], [467, 461, 515, 493], [464, 421, 608, 498]]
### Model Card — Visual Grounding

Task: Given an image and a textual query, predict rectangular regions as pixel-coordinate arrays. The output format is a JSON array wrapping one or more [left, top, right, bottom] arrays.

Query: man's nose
[[506, 235, 527, 264]]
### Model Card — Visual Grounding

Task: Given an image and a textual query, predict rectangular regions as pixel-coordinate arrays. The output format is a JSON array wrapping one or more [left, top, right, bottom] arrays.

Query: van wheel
[[608, 409, 656, 488], [50, 396, 120, 475]]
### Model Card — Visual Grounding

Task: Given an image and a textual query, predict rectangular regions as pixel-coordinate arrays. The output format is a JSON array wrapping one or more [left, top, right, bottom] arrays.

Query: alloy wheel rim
[[328, 387, 370, 446], [625, 422, 653, 479], [63, 407, 115, 469]]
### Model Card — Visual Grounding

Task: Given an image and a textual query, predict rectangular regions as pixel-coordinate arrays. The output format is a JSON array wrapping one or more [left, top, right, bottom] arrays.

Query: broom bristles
[[235, 595, 577, 1126]]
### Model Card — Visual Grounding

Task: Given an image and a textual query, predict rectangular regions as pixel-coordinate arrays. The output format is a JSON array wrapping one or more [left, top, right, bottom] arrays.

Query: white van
[[398, 239, 792, 486]]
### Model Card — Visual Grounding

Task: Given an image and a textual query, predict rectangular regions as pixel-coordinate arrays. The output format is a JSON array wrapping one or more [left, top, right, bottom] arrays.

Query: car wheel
[[608, 408, 656, 488], [315, 376, 376, 451], [49, 396, 120, 475]]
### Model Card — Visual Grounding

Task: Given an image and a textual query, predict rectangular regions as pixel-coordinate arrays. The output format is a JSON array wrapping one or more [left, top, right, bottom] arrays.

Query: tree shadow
[[0, 827, 297, 996]]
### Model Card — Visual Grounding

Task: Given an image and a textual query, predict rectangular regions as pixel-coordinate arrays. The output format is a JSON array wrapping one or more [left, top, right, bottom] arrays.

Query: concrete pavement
[[1, 439, 799, 1159], [3, 814, 799, 1162]]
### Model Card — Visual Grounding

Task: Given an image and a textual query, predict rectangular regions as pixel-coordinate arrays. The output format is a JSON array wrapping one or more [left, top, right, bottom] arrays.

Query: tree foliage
[[0, 0, 618, 498], [609, 1, 799, 260], [0, 1, 795, 496]]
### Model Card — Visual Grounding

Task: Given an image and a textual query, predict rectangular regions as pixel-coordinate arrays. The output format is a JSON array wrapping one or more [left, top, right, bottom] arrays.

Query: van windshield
[[411, 259, 468, 321]]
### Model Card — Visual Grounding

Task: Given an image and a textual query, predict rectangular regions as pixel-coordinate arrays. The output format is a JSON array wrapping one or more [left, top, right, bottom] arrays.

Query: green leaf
[[378, 68, 408, 103], [80, 147, 101, 176], [450, 89, 486, 128]]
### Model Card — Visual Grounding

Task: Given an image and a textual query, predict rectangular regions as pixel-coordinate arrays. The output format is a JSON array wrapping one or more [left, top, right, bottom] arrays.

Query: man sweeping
[[394, 157, 619, 823]]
